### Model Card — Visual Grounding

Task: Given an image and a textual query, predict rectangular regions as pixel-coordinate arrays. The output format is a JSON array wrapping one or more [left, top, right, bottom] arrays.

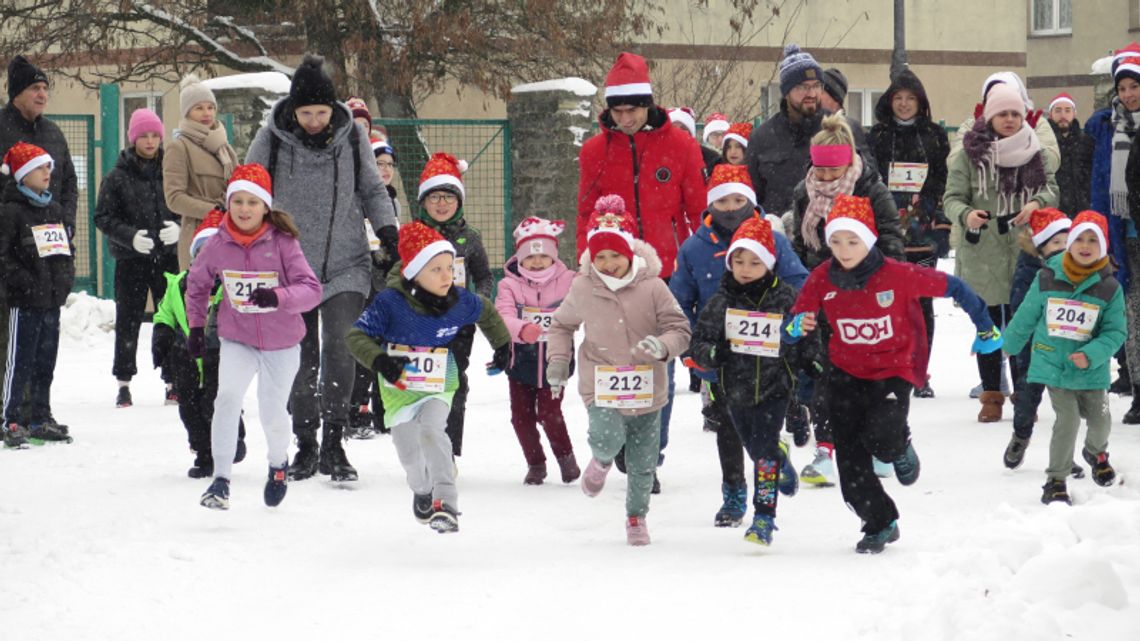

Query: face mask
[[710, 202, 755, 233]]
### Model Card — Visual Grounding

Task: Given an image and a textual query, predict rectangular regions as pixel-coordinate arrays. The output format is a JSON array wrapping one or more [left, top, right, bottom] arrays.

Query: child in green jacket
[[1002, 211, 1126, 505]]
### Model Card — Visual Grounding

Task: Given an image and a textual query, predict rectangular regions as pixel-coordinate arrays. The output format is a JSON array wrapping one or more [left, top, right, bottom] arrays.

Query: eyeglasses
[[793, 81, 823, 94], [426, 193, 458, 204], [376, 161, 395, 169]]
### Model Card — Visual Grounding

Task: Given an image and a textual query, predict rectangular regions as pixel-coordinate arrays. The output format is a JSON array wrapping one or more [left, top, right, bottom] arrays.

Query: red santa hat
[[0, 141, 52, 183], [1028, 207, 1071, 247], [722, 122, 753, 149], [726, 214, 776, 270], [703, 112, 730, 143], [1047, 92, 1076, 112], [346, 96, 371, 128], [706, 164, 756, 208], [586, 196, 637, 262], [399, 221, 456, 280], [418, 152, 467, 203], [190, 207, 226, 260], [604, 52, 653, 108], [825, 194, 878, 249], [668, 107, 697, 138], [226, 163, 273, 209], [370, 133, 395, 160], [1067, 210, 1109, 260], [1113, 43, 1140, 85], [513, 216, 565, 262]]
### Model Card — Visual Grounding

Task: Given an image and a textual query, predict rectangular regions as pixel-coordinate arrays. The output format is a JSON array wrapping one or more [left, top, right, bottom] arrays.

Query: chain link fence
[[52, 115, 97, 293]]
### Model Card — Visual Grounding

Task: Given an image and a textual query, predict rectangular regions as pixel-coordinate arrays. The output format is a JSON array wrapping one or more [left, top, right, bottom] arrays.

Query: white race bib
[[222, 270, 279, 314], [1046, 298, 1099, 342], [452, 257, 466, 287], [31, 224, 70, 258], [521, 306, 555, 342], [888, 162, 929, 193], [365, 222, 381, 251], [725, 308, 782, 357], [594, 365, 654, 409], [384, 344, 448, 393]]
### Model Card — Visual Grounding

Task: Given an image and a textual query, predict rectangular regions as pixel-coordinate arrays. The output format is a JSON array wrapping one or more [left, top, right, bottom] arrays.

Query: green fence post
[[501, 121, 513, 263], [220, 113, 234, 143], [99, 84, 120, 298]]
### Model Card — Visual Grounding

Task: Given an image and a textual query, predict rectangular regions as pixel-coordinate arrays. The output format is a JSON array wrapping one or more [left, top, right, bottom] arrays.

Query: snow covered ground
[[3, 285, 1139, 640]]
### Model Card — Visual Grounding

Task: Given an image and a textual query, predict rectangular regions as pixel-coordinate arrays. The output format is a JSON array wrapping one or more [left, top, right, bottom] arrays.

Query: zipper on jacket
[[319, 146, 341, 282], [628, 135, 646, 240]]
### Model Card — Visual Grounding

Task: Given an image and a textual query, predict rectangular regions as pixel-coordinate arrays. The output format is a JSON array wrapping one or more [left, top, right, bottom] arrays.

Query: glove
[[972, 327, 1004, 355], [519, 323, 544, 344], [785, 312, 808, 338], [486, 343, 511, 376], [187, 327, 206, 359], [372, 352, 412, 387], [159, 221, 180, 245], [634, 335, 667, 361], [378, 224, 399, 257], [547, 360, 570, 398], [248, 287, 278, 309], [132, 230, 154, 255], [681, 356, 706, 373]]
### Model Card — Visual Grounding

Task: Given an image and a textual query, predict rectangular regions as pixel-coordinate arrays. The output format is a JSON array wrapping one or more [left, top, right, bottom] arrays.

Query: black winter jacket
[[1050, 119, 1094, 217], [0, 182, 75, 309], [0, 103, 79, 230], [94, 148, 179, 261], [868, 70, 950, 208], [420, 214, 494, 299]]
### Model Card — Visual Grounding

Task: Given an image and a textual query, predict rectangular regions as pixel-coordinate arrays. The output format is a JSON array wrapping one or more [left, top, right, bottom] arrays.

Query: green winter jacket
[[153, 271, 190, 336], [1002, 254, 1125, 390]]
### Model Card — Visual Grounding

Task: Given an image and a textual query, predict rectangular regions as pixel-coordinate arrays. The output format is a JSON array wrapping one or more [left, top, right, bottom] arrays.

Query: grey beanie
[[179, 74, 217, 118], [822, 68, 848, 107]]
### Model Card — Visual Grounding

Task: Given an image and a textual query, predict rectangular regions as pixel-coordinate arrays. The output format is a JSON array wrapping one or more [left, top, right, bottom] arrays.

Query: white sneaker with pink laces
[[626, 516, 650, 546]]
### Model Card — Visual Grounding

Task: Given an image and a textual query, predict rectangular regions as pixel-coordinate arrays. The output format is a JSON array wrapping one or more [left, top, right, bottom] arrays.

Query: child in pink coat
[[494, 217, 580, 486]]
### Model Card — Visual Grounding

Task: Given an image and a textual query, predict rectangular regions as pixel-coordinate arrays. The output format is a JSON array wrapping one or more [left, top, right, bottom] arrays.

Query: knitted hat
[[179, 74, 217, 118], [604, 52, 653, 109], [722, 122, 752, 149], [1047, 92, 1076, 112], [726, 214, 776, 270], [983, 83, 1024, 123], [290, 54, 337, 108], [1068, 210, 1109, 259], [127, 108, 164, 144], [1114, 44, 1140, 87], [6, 55, 48, 102], [706, 164, 756, 208], [778, 44, 823, 96], [0, 141, 52, 183], [825, 194, 878, 249], [980, 71, 1032, 109], [400, 221, 456, 279], [370, 133, 395, 160], [822, 68, 848, 106], [1029, 207, 1072, 247], [586, 206, 637, 263], [513, 216, 565, 262], [418, 153, 467, 203], [226, 163, 273, 209], [346, 96, 371, 129], [703, 112, 730, 143], [190, 207, 226, 260], [668, 107, 697, 138]]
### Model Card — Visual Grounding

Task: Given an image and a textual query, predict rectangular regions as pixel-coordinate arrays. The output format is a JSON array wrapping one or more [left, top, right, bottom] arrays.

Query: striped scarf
[[1110, 97, 1139, 218]]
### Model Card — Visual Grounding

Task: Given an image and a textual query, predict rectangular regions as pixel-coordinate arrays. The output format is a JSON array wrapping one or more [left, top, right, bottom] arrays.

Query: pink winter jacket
[[494, 256, 577, 387], [186, 221, 322, 351], [546, 241, 691, 416]]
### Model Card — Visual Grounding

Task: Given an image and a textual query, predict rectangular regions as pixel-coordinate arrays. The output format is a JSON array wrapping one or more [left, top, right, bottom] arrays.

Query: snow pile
[[202, 72, 291, 95], [60, 292, 116, 344], [1091, 55, 1113, 76], [511, 77, 597, 97]]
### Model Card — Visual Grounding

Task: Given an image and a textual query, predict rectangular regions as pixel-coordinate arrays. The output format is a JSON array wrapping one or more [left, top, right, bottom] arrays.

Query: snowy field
[[3, 278, 1139, 641]]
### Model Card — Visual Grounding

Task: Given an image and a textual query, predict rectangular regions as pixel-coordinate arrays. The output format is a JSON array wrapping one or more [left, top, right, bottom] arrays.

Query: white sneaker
[[800, 446, 835, 487]]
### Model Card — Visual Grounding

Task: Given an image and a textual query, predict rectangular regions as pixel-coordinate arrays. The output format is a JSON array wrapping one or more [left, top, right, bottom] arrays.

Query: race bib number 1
[[521, 306, 555, 342], [31, 224, 70, 257], [725, 309, 782, 357], [888, 162, 929, 193], [594, 365, 654, 409], [222, 270, 279, 314], [384, 344, 448, 393], [1046, 298, 1099, 342]]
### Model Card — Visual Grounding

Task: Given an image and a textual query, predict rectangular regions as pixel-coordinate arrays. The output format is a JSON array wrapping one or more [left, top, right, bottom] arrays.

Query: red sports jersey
[[791, 258, 949, 386]]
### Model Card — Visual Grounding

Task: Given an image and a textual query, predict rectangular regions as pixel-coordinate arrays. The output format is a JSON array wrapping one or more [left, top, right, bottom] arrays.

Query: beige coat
[[163, 133, 234, 268], [547, 241, 691, 416]]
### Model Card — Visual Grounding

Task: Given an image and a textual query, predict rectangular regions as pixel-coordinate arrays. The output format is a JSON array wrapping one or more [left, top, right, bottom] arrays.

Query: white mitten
[[635, 335, 667, 360], [132, 230, 155, 254], [547, 360, 570, 398], [158, 221, 180, 245]]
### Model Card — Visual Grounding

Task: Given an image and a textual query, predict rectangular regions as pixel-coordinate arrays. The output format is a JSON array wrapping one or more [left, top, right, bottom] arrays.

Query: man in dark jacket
[[1046, 93, 1094, 217], [746, 45, 871, 217]]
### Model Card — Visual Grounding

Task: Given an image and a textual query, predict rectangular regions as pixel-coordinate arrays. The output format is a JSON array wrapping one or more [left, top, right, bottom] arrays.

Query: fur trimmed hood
[[577, 238, 663, 280]]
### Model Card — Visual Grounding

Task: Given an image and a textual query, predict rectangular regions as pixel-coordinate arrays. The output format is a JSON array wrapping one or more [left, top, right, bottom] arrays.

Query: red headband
[[810, 144, 853, 168]]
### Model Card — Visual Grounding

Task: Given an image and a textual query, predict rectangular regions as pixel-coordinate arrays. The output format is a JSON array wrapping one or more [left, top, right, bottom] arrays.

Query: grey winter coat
[[246, 99, 398, 302]]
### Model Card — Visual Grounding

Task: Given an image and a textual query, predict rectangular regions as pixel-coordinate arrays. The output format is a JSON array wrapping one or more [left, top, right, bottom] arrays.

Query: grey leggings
[[290, 291, 365, 433]]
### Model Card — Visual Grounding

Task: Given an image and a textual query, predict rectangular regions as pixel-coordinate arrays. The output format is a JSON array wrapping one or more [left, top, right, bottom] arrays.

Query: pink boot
[[626, 516, 650, 546], [581, 457, 612, 497]]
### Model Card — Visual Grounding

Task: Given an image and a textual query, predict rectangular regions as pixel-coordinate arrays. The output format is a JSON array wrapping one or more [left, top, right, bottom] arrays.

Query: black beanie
[[290, 54, 337, 108], [822, 68, 848, 107], [7, 55, 49, 102]]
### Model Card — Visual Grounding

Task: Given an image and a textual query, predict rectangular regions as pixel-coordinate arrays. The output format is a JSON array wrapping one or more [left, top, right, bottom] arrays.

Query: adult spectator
[[820, 68, 848, 114], [246, 54, 399, 483], [746, 46, 870, 217], [1046, 93, 1094, 217], [163, 75, 238, 270]]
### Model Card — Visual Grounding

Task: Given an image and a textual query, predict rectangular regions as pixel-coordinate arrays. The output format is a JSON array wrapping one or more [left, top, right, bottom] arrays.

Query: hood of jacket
[[874, 69, 932, 125], [577, 238, 663, 282]]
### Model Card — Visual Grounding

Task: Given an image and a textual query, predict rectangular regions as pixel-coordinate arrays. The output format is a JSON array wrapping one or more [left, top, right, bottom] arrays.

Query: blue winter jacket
[[1085, 108, 1133, 289]]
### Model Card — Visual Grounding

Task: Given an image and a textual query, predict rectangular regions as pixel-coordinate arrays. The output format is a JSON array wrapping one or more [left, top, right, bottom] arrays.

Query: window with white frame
[[121, 93, 164, 149], [1031, 0, 1072, 35]]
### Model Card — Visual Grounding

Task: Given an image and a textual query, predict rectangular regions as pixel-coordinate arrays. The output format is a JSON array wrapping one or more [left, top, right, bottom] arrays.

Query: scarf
[[963, 119, 1048, 217], [893, 117, 916, 126], [594, 255, 643, 291], [1110, 97, 1139, 218], [1062, 253, 1109, 285], [17, 184, 52, 207], [178, 118, 237, 178], [801, 153, 863, 252], [223, 216, 268, 247], [828, 247, 884, 290], [518, 263, 559, 286], [407, 279, 460, 316], [710, 203, 755, 236]]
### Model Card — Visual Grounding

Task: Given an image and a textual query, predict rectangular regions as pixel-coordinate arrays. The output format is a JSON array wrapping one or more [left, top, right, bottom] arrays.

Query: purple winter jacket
[[186, 221, 322, 350]]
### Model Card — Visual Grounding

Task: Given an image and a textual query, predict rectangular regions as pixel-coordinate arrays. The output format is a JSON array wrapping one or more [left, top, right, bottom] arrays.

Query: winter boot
[[556, 453, 581, 483], [744, 513, 777, 546], [263, 465, 288, 507], [187, 449, 214, 479], [785, 398, 811, 447], [116, 385, 132, 408], [318, 424, 358, 482], [524, 463, 547, 486], [714, 483, 748, 527], [287, 430, 320, 481], [1004, 435, 1030, 470], [28, 419, 72, 444], [855, 521, 900, 554], [1122, 391, 1140, 424], [913, 380, 935, 398], [1081, 448, 1116, 487], [892, 440, 921, 486], [777, 441, 799, 496], [429, 500, 460, 533], [3, 423, 30, 450], [1041, 478, 1071, 505], [872, 456, 895, 478], [1109, 368, 1132, 395], [977, 391, 1005, 423], [413, 493, 434, 523], [800, 444, 835, 487], [626, 516, 650, 546], [581, 457, 612, 497], [200, 477, 230, 510], [651, 472, 661, 495]]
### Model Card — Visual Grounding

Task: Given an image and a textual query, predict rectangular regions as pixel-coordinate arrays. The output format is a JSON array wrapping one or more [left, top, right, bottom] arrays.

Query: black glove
[[372, 352, 412, 385], [378, 225, 399, 257], [248, 287, 278, 308], [486, 343, 510, 375], [187, 327, 206, 360]]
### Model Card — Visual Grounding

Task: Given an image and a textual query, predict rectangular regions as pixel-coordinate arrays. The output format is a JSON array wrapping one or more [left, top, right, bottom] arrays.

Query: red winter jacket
[[577, 106, 706, 279]]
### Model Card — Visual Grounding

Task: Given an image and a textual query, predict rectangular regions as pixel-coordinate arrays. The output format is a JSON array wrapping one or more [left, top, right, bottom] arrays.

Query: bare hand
[[1012, 201, 1040, 227], [966, 210, 990, 230], [1069, 352, 1089, 369], [800, 312, 817, 333]]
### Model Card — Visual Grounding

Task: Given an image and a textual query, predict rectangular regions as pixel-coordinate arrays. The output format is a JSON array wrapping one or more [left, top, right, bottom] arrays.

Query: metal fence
[[52, 114, 98, 294]]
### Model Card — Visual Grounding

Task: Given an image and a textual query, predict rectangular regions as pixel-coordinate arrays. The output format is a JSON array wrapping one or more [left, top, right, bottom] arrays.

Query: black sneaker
[[913, 382, 935, 398], [3, 422, 30, 450], [1081, 448, 1116, 487], [28, 420, 72, 444], [287, 436, 320, 481], [116, 386, 132, 408], [651, 472, 661, 495], [264, 465, 288, 507], [1071, 462, 1086, 479], [429, 499, 460, 533], [413, 493, 434, 523], [855, 521, 900, 554], [188, 450, 214, 478], [200, 477, 230, 510], [319, 434, 359, 482], [892, 440, 921, 486], [1041, 478, 1071, 505], [346, 405, 377, 440], [785, 399, 811, 447], [1003, 435, 1029, 470]]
